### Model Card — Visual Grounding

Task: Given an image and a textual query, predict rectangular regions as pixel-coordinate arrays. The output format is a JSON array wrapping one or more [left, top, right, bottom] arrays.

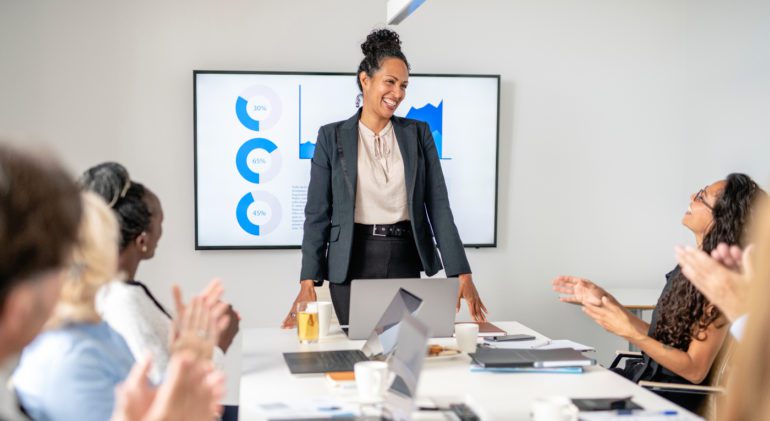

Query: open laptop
[[283, 288, 422, 374], [382, 313, 431, 421], [348, 277, 459, 339]]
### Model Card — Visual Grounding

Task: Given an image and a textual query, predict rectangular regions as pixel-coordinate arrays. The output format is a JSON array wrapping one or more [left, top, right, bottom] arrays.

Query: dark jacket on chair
[[300, 110, 471, 283]]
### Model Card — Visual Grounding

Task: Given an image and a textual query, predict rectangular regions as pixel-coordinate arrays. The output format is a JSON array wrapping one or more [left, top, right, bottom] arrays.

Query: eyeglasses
[[694, 187, 713, 210]]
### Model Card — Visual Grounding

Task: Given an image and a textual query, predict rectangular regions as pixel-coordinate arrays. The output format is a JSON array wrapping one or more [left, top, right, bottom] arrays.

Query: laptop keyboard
[[317, 350, 368, 369]]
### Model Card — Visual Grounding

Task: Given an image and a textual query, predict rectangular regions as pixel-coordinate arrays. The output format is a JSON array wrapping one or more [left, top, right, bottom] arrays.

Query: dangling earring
[[355, 93, 363, 108], [141, 245, 148, 253]]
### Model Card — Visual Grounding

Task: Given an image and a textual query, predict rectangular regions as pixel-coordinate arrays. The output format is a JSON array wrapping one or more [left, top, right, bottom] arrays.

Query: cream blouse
[[354, 121, 409, 224]]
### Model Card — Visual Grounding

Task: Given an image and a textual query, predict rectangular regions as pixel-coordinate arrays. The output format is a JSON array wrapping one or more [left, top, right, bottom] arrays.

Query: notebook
[[469, 347, 595, 368]]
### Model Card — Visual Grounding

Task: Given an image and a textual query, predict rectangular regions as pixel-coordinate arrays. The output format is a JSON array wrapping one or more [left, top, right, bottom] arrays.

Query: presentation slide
[[195, 71, 498, 249]]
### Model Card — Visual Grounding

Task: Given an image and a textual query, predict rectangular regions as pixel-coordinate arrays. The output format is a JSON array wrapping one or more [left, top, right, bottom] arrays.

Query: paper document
[[253, 398, 361, 419], [539, 339, 595, 352], [579, 410, 703, 420], [485, 338, 594, 351], [471, 365, 584, 374]]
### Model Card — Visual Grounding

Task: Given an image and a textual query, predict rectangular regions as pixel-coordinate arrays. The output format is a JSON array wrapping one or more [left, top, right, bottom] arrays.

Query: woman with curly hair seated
[[552, 173, 765, 411]]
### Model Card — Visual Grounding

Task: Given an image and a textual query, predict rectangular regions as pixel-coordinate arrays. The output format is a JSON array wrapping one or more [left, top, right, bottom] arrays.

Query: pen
[[616, 410, 678, 416]]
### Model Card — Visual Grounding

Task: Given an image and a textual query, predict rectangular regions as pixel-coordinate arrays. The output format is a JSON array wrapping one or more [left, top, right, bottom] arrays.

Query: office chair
[[610, 336, 735, 419]]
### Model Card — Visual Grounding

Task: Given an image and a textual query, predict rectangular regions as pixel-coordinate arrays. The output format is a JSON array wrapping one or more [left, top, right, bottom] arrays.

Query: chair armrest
[[639, 380, 725, 395], [610, 350, 643, 369]]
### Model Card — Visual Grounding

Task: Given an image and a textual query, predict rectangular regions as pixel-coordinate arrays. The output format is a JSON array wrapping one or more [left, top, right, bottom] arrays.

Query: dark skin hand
[[217, 305, 240, 353]]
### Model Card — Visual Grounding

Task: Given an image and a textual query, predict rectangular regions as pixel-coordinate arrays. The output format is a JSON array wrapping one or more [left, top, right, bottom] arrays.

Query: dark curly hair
[[356, 28, 410, 92], [654, 173, 765, 351], [78, 162, 151, 251]]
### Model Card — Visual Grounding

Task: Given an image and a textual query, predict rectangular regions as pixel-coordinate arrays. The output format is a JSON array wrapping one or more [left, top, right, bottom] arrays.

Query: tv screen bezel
[[193, 70, 500, 250]]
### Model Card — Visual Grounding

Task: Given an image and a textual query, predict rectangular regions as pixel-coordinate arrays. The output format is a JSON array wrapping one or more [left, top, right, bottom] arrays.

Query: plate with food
[[426, 344, 463, 361]]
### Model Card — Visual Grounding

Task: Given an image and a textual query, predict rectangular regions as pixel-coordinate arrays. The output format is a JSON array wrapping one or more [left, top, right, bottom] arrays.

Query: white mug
[[531, 396, 579, 421], [354, 361, 390, 403], [455, 323, 480, 353], [316, 301, 333, 338]]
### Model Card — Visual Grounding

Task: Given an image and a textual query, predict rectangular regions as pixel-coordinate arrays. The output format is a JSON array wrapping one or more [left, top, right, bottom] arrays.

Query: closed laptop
[[469, 347, 596, 368]]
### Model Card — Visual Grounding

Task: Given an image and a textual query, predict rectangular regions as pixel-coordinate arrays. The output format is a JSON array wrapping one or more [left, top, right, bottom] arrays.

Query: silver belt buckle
[[372, 224, 387, 237]]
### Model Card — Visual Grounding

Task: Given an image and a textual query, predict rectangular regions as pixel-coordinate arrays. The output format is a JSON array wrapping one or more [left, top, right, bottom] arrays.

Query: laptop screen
[[360, 288, 423, 359], [383, 313, 431, 421]]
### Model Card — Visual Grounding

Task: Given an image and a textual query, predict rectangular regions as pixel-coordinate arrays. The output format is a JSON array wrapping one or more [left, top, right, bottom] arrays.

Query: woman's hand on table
[[281, 280, 317, 329], [457, 273, 488, 322]]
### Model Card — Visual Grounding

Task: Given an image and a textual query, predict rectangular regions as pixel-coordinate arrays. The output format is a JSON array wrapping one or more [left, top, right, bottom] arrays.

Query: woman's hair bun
[[78, 162, 130, 204], [356, 28, 410, 93], [361, 28, 402, 57]]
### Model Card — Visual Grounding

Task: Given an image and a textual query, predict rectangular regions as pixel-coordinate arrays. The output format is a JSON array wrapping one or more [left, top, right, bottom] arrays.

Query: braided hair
[[356, 28, 410, 92], [78, 162, 151, 251], [653, 173, 765, 350]]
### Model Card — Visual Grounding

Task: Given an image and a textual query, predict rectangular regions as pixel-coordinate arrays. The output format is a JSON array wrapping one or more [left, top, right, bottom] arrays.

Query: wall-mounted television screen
[[194, 71, 499, 249]]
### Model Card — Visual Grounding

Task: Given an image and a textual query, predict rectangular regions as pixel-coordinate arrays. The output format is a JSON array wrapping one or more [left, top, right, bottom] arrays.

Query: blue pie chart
[[236, 191, 282, 236], [235, 85, 282, 132], [236, 137, 281, 184]]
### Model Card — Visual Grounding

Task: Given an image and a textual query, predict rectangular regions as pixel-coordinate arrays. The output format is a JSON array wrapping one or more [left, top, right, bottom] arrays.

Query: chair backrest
[[699, 335, 736, 419]]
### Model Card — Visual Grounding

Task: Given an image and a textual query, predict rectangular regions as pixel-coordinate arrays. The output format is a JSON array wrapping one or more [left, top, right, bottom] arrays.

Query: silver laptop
[[282, 288, 422, 374], [348, 277, 459, 339]]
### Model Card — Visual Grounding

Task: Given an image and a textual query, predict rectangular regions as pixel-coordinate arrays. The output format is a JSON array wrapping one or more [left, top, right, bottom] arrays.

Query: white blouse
[[96, 281, 224, 384]]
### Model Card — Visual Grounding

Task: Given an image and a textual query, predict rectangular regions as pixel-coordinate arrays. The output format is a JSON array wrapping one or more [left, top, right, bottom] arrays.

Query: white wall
[[2, 0, 769, 387]]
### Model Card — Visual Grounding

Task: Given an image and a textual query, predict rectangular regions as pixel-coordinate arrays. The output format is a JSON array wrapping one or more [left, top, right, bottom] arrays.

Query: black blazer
[[300, 110, 471, 284]]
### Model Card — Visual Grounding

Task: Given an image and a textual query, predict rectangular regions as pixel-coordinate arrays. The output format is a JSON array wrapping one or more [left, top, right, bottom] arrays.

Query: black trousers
[[329, 224, 422, 326]]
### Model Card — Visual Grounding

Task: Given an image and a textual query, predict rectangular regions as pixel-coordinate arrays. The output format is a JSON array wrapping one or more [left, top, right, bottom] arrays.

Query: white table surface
[[239, 321, 688, 420]]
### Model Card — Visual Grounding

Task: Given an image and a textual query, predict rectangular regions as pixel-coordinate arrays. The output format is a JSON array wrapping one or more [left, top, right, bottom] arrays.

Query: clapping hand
[[551, 276, 607, 306], [171, 285, 229, 360], [582, 296, 642, 340], [149, 352, 225, 421], [111, 352, 225, 421], [195, 279, 241, 352], [675, 244, 753, 321]]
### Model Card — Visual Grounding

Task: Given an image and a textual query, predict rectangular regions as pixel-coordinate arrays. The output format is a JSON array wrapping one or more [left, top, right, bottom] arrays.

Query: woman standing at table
[[282, 29, 487, 327]]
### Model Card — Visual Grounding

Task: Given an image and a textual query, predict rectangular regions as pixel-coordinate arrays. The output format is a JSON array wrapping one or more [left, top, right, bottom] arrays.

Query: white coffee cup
[[316, 301, 333, 338], [455, 323, 480, 353], [531, 396, 579, 421], [354, 361, 390, 403]]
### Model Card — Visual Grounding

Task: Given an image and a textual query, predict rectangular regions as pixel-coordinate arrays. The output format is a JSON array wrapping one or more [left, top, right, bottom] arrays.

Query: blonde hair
[[719, 196, 770, 420], [47, 192, 119, 327]]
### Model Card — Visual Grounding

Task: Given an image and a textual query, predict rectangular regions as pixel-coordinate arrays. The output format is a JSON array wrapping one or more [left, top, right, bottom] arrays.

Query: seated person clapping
[[12, 192, 227, 421], [0, 143, 223, 421], [79, 162, 240, 383], [552, 174, 764, 411]]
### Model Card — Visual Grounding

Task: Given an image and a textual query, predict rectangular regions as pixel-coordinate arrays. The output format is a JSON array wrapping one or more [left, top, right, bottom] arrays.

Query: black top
[[125, 280, 173, 320], [631, 266, 693, 384]]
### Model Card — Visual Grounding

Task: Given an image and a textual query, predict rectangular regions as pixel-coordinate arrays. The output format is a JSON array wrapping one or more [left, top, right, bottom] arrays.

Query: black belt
[[354, 222, 412, 238]]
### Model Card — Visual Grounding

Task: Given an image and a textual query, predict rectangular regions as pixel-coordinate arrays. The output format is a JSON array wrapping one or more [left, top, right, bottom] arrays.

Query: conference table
[[239, 321, 692, 420]]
